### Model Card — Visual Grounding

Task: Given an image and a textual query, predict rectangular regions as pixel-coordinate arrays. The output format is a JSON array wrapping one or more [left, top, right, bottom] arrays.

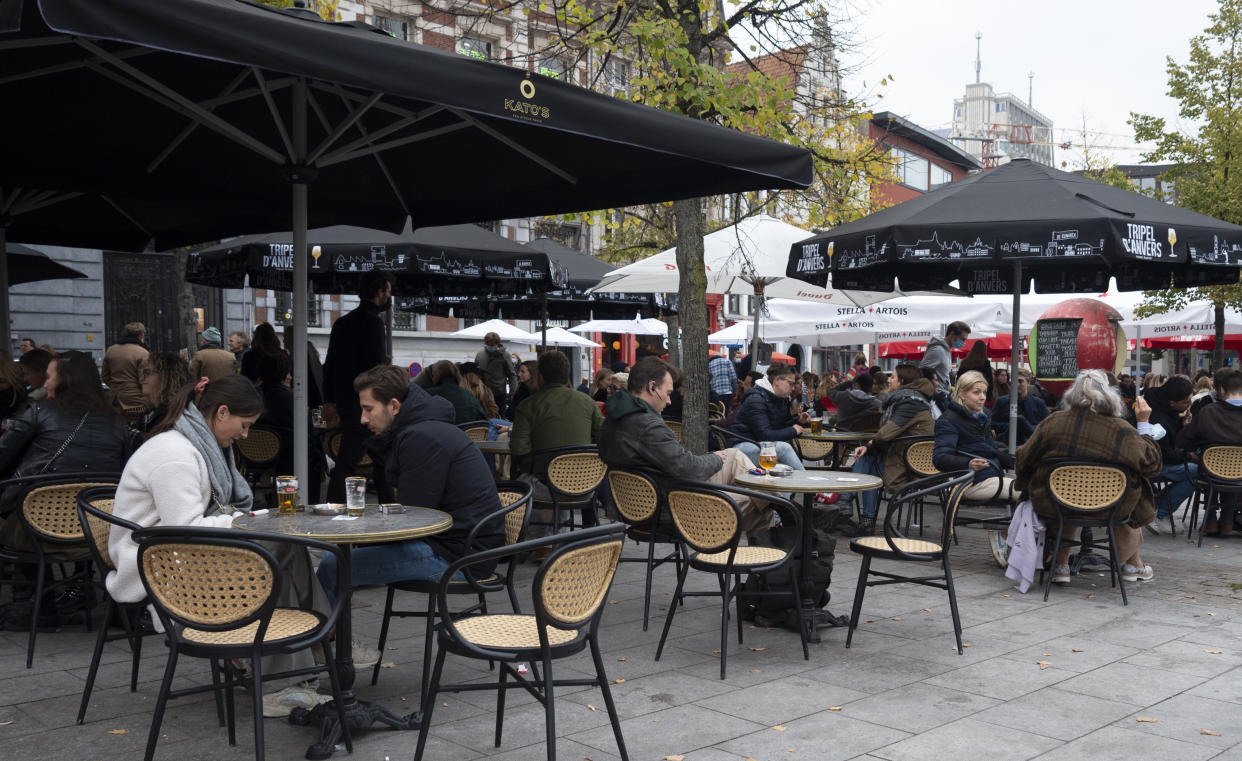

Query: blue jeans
[[1157, 462, 1198, 518], [486, 418, 512, 441], [735, 441, 805, 471], [852, 455, 884, 518], [316, 539, 456, 608]]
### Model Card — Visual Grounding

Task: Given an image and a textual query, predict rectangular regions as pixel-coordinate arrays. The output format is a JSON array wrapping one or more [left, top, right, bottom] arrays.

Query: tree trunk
[[674, 197, 708, 453], [1215, 300, 1226, 370], [666, 313, 681, 368]]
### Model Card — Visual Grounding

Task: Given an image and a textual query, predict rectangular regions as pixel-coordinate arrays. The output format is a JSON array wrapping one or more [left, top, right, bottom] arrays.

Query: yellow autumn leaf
[[1072, 648, 1084, 653], [1201, 730, 1221, 736], [107, 729, 130, 735], [1136, 717, 1158, 723], [614, 678, 625, 683], [772, 725, 787, 731], [828, 706, 842, 711], [664, 756, 686, 761], [1204, 649, 1223, 654]]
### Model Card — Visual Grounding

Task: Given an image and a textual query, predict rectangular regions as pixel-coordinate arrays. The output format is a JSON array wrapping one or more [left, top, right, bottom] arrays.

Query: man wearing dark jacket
[[316, 365, 503, 605], [989, 369, 1050, 445], [824, 373, 882, 429], [322, 270, 393, 501], [729, 362, 809, 470], [1143, 375, 1196, 532], [599, 356, 771, 536], [1177, 369, 1242, 535]]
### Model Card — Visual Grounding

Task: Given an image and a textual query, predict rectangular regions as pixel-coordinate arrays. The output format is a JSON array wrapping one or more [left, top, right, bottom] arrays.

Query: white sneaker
[[1050, 564, 1072, 585], [262, 684, 331, 718], [988, 530, 1009, 568], [1121, 563, 1154, 582], [351, 640, 380, 669]]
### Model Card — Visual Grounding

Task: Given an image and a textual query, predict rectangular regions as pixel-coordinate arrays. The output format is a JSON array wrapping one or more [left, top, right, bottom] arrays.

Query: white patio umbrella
[[542, 326, 602, 348], [569, 317, 669, 336], [452, 318, 539, 344]]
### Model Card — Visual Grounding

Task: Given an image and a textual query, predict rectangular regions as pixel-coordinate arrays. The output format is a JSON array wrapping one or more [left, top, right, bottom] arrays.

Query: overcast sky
[[836, 0, 1222, 167]]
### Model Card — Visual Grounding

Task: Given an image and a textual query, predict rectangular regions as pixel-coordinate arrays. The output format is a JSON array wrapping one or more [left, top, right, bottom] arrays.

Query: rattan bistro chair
[[791, 435, 836, 468], [413, 525, 629, 761], [846, 472, 973, 653], [458, 420, 491, 442], [0, 472, 121, 668], [234, 425, 285, 503], [1191, 446, 1242, 547], [530, 445, 608, 533], [74, 485, 168, 725], [133, 526, 351, 761], [655, 482, 807, 679], [1040, 460, 1133, 604], [664, 418, 684, 443], [371, 481, 534, 696], [607, 468, 684, 631]]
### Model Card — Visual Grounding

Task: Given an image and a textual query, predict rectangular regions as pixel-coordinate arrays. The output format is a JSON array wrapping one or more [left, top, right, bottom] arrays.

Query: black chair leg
[[641, 538, 656, 631], [1107, 525, 1127, 606], [250, 648, 265, 761], [128, 613, 144, 693], [719, 573, 732, 679], [787, 566, 809, 661], [421, 594, 438, 711], [77, 597, 112, 724], [224, 658, 237, 744], [322, 639, 353, 753], [845, 555, 870, 648], [654, 562, 689, 662], [734, 574, 745, 647], [589, 636, 629, 761], [372, 585, 396, 685], [1043, 522, 1064, 602], [144, 644, 180, 761], [943, 556, 963, 653], [541, 650, 557, 761], [495, 662, 508, 747], [209, 658, 226, 728], [26, 560, 46, 669]]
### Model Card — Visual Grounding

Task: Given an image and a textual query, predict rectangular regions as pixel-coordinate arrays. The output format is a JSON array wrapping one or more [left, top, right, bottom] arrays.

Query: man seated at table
[[510, 349, 604, 528], [728, 362, 809, 471], [1178, 368, 1242, 535], [598, 356, 771, 537], [316, 365, 503, 606], [990, 369, 1050, 446]]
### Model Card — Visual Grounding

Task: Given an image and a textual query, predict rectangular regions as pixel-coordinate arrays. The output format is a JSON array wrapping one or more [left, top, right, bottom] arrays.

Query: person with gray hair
[[1015, 369, 1162, 586]]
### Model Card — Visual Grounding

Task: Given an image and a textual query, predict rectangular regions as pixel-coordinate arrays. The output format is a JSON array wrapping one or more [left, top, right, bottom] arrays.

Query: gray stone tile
[[1001, 637, 1137, 674], [716, 711, 910, 761], [1186, 668, 1242, 704], [1080, 617, 1197, 650], [870, 717, 1060, 761], [841, 682, 999, 734], [693, 675, 869, 726], [1123, 638, 1242, 677], [1113, 693, 1242, 749], [972, 686, 1137, 741], [562, 668, 736, 720], [802, 652, 958, 694], [567, 703, 767, 760], [1030, 724, 1217, 761], [1055, 661, 1206, 706], [430, 697, 616, 755], [922, 656, 1075, 701]]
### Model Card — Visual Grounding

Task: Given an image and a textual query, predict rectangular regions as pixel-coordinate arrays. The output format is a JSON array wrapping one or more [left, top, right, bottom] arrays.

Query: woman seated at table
[[849, 364, 936, 531], [108, 375, 338, 716], [0, 351, 128, 629], [425, 360, 487, 424], [728, 362, 810, 470], [933, 370, 1016, 567], [1015, 369, 1161, 584]]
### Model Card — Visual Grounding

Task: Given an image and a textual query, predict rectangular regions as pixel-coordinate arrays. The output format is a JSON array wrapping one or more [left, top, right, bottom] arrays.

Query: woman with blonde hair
[[590, 367, 615, 403], [933, 369, 1017, 567], [459, 363, 500, 418]]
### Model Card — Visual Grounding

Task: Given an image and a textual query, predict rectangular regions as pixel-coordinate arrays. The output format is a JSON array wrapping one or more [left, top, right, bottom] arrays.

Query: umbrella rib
[[316, 122, 473, 168], [10, 189, 82, 216], [321, 90, 410, 218], [252, 68, 297, 162], [0, 35, 75, 51], [306, 91, 384, 165], [0, 44, 154, 86], [75, 39, 286, 166], [99, 196, 154, 239], [446, 108, 578, 184], [147, 69, 251, 174]]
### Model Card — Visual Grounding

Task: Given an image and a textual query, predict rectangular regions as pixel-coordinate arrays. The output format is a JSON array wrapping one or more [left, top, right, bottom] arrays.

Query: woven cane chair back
[[665, 419, 683, 443], [538, 539, 623, 627], [903, 439, 939, 478], [236, 427, 281, 465], [459, 422, 490, 442], [1047, 465, 1127, 512], [546, 452, 608, 496], [82, 498, 117, 570], [23, 482, 116, 541], [497, 487, 531, 546], [141, 543, 275, 629], [666, 489, 739, 554], [608, 470, 660, 524], [795, 437, 834, 462], [1202, 446, 1242, 481]]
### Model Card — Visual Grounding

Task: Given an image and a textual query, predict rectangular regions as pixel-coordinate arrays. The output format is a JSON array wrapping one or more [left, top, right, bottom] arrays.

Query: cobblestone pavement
[[2, 515, 1240, 761]]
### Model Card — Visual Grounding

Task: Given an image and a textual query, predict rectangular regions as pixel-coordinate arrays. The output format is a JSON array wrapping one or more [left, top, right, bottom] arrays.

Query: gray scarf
[[174, 404, 253, 516]]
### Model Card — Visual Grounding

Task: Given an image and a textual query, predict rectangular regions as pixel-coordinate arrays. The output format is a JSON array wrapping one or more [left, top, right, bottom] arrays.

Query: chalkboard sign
[[1033, 318, 1081, 379]]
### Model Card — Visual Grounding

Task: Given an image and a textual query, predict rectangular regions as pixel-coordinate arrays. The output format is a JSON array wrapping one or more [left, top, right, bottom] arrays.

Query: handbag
[[36, 412, 89, 475]]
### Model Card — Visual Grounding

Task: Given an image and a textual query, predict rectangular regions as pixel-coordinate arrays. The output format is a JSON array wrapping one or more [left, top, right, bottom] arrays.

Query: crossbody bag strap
[[37, 412, 89, 475]]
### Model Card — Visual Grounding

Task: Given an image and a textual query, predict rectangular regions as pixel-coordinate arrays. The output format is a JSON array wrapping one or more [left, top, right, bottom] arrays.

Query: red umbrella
[[879, 335, 1025, 361]]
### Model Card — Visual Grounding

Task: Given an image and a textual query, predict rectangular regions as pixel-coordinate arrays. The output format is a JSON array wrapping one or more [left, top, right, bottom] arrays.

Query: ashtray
[[310, 503, 346, 516], [769, 464, 795, 477], [379, 503, 405, 515]]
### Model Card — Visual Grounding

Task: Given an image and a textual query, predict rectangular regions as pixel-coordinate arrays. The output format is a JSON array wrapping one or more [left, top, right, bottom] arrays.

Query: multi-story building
[[950, 82, 1055, 168]]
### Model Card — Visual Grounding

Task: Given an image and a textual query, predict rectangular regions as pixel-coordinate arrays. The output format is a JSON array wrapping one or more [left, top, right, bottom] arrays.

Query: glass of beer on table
[[345, 477, 367, 517], [758, 441, 778, 476], [810, 417, 822, 435], [276, 476, 298, 515]]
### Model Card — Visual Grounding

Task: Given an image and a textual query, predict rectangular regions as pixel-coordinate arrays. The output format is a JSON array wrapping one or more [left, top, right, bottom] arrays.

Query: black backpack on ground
[[737, 523, 835, 631]]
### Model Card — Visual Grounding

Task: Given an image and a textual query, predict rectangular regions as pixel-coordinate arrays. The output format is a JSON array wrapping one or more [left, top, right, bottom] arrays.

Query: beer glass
[[810, 417, 823, 435], [758, 442, 778, 476], [345, 476, 367, 517], [276, 476, 298, 515]]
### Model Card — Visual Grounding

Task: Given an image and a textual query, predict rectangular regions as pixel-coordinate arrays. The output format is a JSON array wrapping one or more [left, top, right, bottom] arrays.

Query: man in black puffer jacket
[[1144, 375, 1196, 531], [1178, 369, 1242, 534], [729, 362, 810, 470]]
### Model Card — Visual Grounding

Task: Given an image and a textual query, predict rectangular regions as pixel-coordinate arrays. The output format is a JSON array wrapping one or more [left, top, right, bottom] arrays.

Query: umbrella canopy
[[187, 223, 559, 297], [789, 159, 1242, 295], [880, 335, 1020, 360], [541, 326, 602, 348], [569, 317, 669, 336], [4, 243, 88, 285], [450, 318, 539, 344], [1141, 334, 1242, 352], [591, 214, 917, 306]]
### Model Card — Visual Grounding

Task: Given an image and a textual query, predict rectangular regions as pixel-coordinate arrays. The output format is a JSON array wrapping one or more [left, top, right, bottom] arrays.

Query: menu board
[[1034, 318, 1081, 379]]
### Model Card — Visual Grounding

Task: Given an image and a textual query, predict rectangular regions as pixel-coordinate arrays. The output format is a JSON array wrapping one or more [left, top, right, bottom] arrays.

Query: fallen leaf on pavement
[[1201, 730, 1221, 736], [608, 600, 618, 605], [1036, 661, 1051, 670], [865, 619, 874, 624], [587, 705, 597, 712], [1209, 612, 1217, 616], [749, 669, 762, 673], [962, 643, 972, 648], [0, 721, 11, 726], [922, 608, 932, 613], [772, 725, 787, 732], [614, 678, 625, 683], [748, 647, 767, 652], [891, 617, 903, 621], [1072, 648, 1084, 653], [1204, 649, 1223, 654], [1043, 653, 1052, 657], [712, 649, 721, 654], [1136, 717, 1158, 723], [1085, 594, 1095, 599], [107, 729, 130, 735], [617, 657, 626, 661], [386, 646, 398, 650], [1001, 594, 1011, 598], [664, 755, 685, 761], [828, 706, 842, 711], [380, 662, 396, 669]]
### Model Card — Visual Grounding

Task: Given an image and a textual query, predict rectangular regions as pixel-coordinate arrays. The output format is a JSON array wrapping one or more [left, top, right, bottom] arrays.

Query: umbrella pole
[[540, 292, 548, 352], [0, 225, 8, 354], [749, 282, 764, 367], [1008, 260, 1022, 456], [291, 78, 310, 493]]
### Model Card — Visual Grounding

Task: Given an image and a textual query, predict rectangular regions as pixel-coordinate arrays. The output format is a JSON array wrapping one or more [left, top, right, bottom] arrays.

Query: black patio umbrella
[[4, 243, 89, 285], [188, 223, 561, 298], [787, 158, 1242, 451], [1, 0, 811, 553]]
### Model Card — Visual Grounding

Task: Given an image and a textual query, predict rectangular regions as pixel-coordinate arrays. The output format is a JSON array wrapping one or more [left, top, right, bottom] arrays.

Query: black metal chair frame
[[413, 524, 630, 761], [133, 526, 352, 761], [1189, 446, 1242, 547], [606, 468, 685, 631], [371, 481, 534, 701], [0, 471, 121, 668], [526, 445, 607, 534], [846, 471, 973, 652], [1039, 459, 1134, 605], [655, 481, 808, 679]]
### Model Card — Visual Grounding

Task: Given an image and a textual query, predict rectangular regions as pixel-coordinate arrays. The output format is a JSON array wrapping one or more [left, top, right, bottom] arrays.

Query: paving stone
[[870, 717, 1060, 761], [972, 686, 1138, 741], [841, 682, 999, 734], [1114, 693, 1242, 749], [1028, 724, 1218, 761], [922, 655, 1075, 701], [567, 703, 766, 760], [1054, 661, 1206, 706], [716, 710, 910, 761], [693, 674, 869, 726]]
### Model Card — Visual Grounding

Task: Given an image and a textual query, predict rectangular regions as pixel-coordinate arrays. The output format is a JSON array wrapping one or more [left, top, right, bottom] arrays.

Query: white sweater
[[106, 430, 236, 604]]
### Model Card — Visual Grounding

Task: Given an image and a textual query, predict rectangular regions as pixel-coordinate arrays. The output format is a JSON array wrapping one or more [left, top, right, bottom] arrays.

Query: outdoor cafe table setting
[[798, 429, 872, 468], [232, 505, 452, 759], [734, 469, 883, 643]]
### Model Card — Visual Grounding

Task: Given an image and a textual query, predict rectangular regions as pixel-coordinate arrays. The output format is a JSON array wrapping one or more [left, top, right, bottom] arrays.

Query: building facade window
[[538, 57, 569, 80], [995, 102, 1007, 113], [275, 292, 321, 328], [890, 146, 929, 192], [458, 37, 492, 60], [929, 163, 952, 192], [603, 58, 628, 97], [372, 15, 408, 41]]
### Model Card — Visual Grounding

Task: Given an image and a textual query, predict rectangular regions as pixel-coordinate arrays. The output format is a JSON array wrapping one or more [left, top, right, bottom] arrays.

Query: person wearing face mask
[[921, 321, 970, 409], [1177, 369, 1242, 535], [1142, 375, 1196, 533], [474, 331, 518, 410]]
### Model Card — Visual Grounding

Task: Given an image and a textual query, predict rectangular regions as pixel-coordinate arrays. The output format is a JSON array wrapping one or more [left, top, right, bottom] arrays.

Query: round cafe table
[[233, 506, 451, 759], [474, 439, 511, 454], [735, 470, 882, 644], [798, 429, 871, 468]]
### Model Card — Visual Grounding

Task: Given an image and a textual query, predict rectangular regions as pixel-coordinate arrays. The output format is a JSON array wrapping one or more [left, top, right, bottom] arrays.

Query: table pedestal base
[[799, 606, 849, 644], [290, 699, 420, 760]]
